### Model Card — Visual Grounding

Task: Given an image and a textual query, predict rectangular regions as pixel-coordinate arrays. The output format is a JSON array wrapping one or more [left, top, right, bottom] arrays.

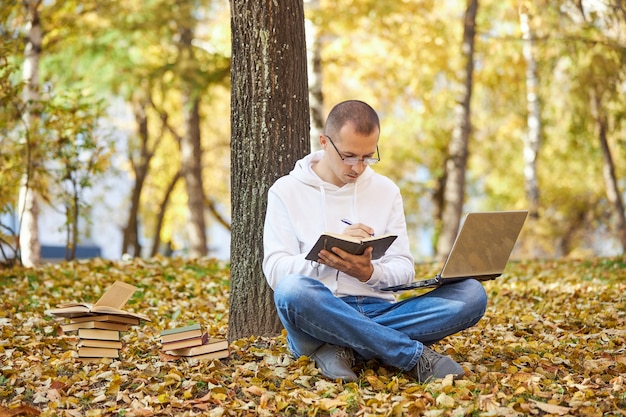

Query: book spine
[[78, 329, 121, 341], [159, 324, 202, 337], [160, 330, 203, 343]]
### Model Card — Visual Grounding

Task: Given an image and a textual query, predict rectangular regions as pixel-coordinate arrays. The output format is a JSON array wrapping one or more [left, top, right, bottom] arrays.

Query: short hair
[[324, 100, 380, 139]]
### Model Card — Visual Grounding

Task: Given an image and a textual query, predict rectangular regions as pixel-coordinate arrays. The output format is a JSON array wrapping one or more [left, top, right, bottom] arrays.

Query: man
[[262, 100, 487, 383]]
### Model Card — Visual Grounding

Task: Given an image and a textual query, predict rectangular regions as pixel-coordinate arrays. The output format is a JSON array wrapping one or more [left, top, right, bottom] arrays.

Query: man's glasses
[[325, 135, 380, 166]]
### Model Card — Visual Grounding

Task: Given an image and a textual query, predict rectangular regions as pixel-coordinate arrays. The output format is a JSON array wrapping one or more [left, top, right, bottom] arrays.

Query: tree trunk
[[150, 171, 181, 257], [590, 88, 626, 253], [178, 22, 208, 258], [519, 4, 541, 219], [205, 197, 231, 231], [122, 95, 153, 257], [181, 95, 208, 258], [70, 191, 79, 260], [306, 0, 324, 151], [435, 0, 477, 260], [229, 0, 310, 340], [18, 0, 42, 267]]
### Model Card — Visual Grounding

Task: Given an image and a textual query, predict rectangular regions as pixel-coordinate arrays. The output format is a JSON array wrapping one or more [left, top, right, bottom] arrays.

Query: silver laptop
[[382, 210, 528, 291]]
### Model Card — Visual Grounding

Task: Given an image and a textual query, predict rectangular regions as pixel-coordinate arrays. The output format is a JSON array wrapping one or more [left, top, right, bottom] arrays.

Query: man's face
[[321, 123, 379, 187]]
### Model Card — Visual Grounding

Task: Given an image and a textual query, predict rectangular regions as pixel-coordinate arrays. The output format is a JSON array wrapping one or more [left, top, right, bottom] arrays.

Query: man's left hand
[[317, 246, 374, 282]]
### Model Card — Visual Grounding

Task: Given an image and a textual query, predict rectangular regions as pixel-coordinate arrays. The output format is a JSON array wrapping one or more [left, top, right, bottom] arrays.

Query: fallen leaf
[[0, 405, 41, 417], [529, 399, 571, 415]]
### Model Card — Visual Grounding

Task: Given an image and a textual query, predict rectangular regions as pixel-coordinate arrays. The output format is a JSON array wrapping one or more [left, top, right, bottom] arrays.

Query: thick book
[[78, 339, 123, 349], [61, 321, 130, 333], [161, 333, 209, 350], [187, 349, 230, 361], [78, 346, 119, 358], [69, 315, 140, 326], [46, 281, 150, 322], [78, 328, 120, 341], [47, 305, 148, 321], [305, 233, 398, 261], [160, 324, 203, 343], [166, 338, 228, 357]]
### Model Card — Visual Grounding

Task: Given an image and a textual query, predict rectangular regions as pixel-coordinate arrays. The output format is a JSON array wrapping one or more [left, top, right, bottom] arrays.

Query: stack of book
[[60, 315, 136, 359], [47, 281, 150, 360], [160, 324, 229, 361]]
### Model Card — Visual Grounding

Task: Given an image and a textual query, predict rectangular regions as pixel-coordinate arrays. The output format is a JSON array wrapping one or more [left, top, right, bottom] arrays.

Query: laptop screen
[[440, 211, 528, 279]]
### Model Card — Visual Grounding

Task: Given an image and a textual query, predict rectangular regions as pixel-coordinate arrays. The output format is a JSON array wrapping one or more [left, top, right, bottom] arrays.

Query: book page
[[55, 302, 93, 309], [94, 281, 138, 309], [90, 305, 151, 321]]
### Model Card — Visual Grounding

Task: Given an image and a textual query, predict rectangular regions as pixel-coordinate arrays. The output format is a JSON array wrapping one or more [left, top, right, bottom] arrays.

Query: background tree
[[2, 0, 114, 265], [0, 35, 25, 263], [305, 0, 324, 150], [229, 0, 310, 340], [40, 0, 230, 258], [3, 0, 626, 266], [42, 91, 112, 260], [519, 1, 542, 220], [435, 0, 478, 260], [18, 0, 44, 267], [563, 0, 626, 253]]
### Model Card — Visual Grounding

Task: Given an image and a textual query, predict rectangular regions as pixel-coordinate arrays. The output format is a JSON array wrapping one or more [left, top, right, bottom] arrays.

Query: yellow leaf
[[319, 398, 348, 411], [212, 392, 227, 401], [435, 393, 455, 408], [365, 375, 385, 390], [245, 385, 265, 396], [529, 400, 571, 415]]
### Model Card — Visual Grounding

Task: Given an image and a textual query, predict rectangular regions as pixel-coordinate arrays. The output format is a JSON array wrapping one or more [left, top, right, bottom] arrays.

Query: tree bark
[[18, 0, 43, 267], [180, 95, 208, 258], [178, 22, 208, 258], [150, 171, 181, 257], [590, 88, 626, 253], [122, 94, 153, 257], [229, 0, 310, 340], [306, 0, 324, 151], [519, 4, 541, 219], [205, 197, 231, 231], [435, 0, 477, 260]]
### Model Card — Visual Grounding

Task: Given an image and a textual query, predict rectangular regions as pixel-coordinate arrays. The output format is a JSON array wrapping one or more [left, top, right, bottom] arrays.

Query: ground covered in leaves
[[1, 256, 625, 416]]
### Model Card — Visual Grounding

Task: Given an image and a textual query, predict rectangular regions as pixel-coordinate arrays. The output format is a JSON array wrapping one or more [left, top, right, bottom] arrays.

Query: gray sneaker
[[411, 346, 464, 383], [311, 343, 358, 382]]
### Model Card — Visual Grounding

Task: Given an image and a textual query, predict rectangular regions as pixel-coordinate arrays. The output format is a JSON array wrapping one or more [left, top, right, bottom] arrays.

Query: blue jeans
[[273, 275, 487, 371]]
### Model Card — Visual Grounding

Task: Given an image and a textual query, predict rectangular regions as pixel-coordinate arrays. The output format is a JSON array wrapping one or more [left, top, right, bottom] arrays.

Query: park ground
[[0, 256, 625, 416]]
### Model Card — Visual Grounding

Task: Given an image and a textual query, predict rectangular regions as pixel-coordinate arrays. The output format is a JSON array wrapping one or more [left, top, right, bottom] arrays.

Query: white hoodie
[[263, 150, 415, 300]]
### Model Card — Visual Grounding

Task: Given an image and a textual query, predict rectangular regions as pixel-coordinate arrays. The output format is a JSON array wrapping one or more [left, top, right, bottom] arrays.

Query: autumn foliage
[[1, 257, 625, 416]]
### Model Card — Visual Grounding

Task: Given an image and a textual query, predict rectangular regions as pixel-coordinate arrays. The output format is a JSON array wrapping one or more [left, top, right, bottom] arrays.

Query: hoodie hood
[[288, 150, 374, 230], [289, 150, 374, 190]]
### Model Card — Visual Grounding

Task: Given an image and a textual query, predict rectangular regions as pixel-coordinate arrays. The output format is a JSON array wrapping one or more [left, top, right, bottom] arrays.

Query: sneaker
[[311, 343, 358, 382], [411, 346, 464, 383]]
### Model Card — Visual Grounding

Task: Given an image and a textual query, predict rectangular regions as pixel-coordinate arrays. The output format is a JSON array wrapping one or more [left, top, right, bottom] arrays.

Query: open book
[[46, 281, 150, 322], [305, 233, 397, 261]]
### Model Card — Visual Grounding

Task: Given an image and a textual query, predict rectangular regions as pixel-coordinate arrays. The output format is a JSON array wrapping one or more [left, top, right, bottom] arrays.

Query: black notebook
[[305, 233, 398, 261]]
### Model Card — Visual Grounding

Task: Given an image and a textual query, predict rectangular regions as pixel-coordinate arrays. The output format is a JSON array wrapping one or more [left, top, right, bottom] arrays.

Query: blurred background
[[1, 0, 625, 265]]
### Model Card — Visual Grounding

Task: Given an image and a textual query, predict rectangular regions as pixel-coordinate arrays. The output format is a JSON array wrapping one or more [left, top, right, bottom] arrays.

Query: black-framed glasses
[[324, 135, 380, 166]]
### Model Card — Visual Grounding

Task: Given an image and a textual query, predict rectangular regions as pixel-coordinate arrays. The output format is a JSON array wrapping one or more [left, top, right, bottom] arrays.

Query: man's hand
[[316, 246, 374, 282], [342, 222, 375, 239]]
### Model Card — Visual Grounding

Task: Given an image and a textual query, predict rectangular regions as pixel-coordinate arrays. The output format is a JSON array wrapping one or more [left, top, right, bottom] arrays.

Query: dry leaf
[[0, 405, 40, 417], [529, 399, 571, 415], [1, 257, 624, 417]]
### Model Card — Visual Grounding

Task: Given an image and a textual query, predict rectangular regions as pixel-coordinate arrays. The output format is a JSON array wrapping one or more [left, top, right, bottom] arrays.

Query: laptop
[[382, 210, 528, 291]]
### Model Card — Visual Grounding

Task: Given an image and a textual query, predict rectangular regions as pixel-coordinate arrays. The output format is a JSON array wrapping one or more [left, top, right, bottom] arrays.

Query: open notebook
[[382, 210, 528, 291]]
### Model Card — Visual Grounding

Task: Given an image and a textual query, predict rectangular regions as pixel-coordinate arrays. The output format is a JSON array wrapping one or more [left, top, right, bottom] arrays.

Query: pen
[[341, 218, 374, 236]]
